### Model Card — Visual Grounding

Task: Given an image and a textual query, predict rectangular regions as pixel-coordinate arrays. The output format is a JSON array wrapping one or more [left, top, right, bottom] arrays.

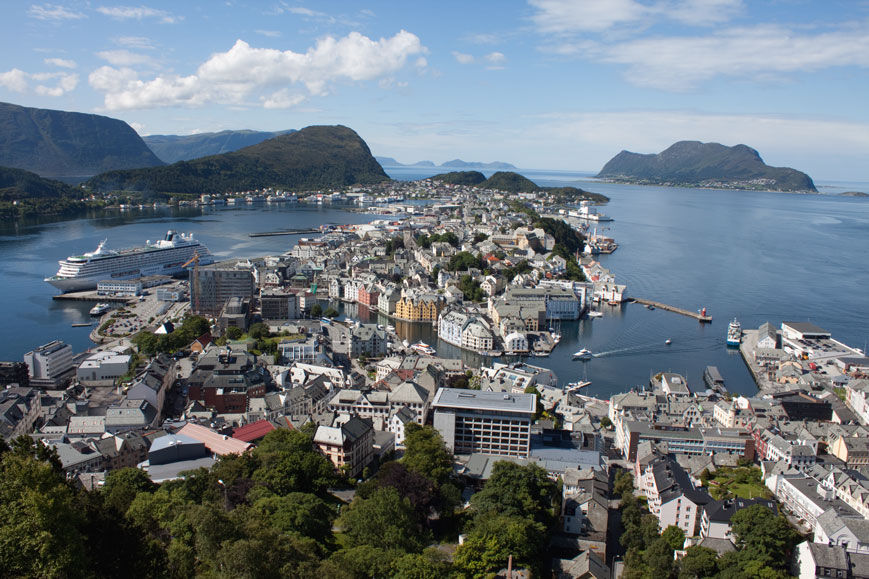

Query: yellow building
[[394, 296, 443, 322]]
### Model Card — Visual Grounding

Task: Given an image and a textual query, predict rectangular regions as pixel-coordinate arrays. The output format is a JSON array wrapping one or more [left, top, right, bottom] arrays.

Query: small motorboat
[[665, 339, 672, 345], [573, 348, 592, 360]]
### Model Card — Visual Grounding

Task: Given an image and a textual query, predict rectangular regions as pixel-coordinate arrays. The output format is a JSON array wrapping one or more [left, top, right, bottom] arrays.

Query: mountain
[[429, 170, 487, 185], [441, 159, 518, 170], [375, 156, 436, 167], [596, 141, 816, 192], [87, 125, 390, 194], [0, 101, 163, 180], [429, 170, 609, 203], [143, 129, 295, 163]]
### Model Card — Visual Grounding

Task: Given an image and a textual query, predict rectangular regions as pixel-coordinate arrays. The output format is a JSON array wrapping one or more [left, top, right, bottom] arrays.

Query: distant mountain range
[[143, 129, 296, 164], [0, 102, 163, 180], [596, 141, 816, 192], [429, 170, 609, 203], [376, 156, 517, 170], [87, 125, 389, 194]]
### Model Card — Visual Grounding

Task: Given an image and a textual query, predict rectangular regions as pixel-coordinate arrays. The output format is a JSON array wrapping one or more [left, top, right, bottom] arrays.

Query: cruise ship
[[45, 230, 214, 293]]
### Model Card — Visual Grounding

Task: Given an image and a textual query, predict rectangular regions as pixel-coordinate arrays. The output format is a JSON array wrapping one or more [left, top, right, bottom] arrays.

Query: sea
[[4, 167, 868, 399]]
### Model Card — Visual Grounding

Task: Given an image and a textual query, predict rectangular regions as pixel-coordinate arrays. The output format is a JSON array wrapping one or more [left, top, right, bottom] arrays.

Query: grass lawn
[[706, 466, 770, 500]]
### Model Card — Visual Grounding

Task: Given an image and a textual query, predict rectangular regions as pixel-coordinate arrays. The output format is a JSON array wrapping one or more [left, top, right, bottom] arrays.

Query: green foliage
[[384, 236, 405, 255], [416, 231, 459, 249], [661, 525, 685, 551], [457, 274, 485, 301], [677, 546, 719, 579], [447, 251, 483, 272], [470, 462, 557, 528], [225, 326, 244, 340], [481, 171, 538, 193], [323, 306, 339, 318], [453, 515, 546, 577], [251, 429, 337, 496], [338, 487, 429, 553], [102, 467, 157, 515], [310, 303, 323, 318], [600, 415, 613, 429], [326, 545, 399, 579], [87, 125, 390, 194], [402, 423, 454, 486], [248, 322, 268, 339], [730, 504, 800, 570], [253, 492, 335, 543], [132, 315, 210, 356], [534, 216, 585, 255]]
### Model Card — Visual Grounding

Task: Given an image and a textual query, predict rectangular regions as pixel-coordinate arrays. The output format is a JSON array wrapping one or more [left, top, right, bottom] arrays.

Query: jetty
[[248, 229, 319, 238], [629, 298, 712, 323]]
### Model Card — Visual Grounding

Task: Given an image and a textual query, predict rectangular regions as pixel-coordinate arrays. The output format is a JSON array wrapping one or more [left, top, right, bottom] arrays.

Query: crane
[[182, 252, 201, 313]]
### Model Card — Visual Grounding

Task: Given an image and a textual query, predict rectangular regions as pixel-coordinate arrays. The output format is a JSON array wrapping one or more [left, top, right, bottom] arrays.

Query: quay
[[52, 292, 132, 303], [249, 229, 319, 237], [628, 297, 712, 323]]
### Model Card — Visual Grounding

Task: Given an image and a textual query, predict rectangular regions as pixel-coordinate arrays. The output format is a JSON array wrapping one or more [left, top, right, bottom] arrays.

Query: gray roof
[[432, 387, 536, 414]]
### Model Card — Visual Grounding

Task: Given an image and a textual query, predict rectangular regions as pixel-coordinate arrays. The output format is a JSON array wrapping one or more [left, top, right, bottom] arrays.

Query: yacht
[[45, 230, 213, 293], [573, 348, 593, 360], [89, 303, 112, 316], [410, 341, 436, 356]]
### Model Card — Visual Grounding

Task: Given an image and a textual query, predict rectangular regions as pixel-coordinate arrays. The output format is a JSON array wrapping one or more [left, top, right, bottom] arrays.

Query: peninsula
[[596, 140, 817, 193]]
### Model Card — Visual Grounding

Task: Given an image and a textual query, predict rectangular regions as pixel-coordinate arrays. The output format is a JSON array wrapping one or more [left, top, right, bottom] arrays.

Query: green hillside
[[0, 165, 101, 218], [143, 129, 295, 163], [481, 171, 538, 192], [0, 101, 163, 179], [87, 125, 390, 194], [429, 171, 487, 186], [597, 141, 816, 192]]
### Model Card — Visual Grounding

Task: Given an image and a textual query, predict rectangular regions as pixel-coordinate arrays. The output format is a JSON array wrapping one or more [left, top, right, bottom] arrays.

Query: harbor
[[627, 298, 712, 322]]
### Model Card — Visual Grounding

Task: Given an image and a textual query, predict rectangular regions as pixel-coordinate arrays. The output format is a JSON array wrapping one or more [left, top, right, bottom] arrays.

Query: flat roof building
[[432, 387, 536, 458]]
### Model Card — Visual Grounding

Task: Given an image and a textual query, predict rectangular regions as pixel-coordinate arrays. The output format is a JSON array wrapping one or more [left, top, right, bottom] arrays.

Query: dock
[[52, 292, 132, 303], [248, 229, 319, 237], [629, 298, 712, 323]]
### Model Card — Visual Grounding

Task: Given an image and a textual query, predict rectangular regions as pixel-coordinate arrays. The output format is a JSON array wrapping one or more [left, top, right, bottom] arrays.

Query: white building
[[77, 351, 131, 385], [24, 341, 73, 383]]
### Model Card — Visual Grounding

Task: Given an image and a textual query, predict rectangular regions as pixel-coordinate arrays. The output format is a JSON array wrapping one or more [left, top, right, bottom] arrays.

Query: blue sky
[[2, 1, 869, 180]]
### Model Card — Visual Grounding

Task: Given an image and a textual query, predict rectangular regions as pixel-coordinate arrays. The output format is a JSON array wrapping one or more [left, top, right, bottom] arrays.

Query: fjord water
[[2, 173, 867, 398]]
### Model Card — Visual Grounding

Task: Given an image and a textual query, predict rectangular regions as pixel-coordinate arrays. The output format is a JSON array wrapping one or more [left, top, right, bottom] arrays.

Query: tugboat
[[726, 318, 742, 347]]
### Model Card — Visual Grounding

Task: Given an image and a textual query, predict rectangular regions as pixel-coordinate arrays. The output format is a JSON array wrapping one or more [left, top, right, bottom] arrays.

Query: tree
[[470, 462, 557, 527], [0, 452, 88, 577], [644, 537, 676, 578], [453, 515, 545, 577], [102, 467, 157, 515], [225, 326, 243, 340], [251, 429, 336, 496], [600, 415, 613, 429], [677, 546, 719, 579], [402, 423, 454, 486], [310, 303, 323, 318], [391, 551, 450, 579], [248, 322, 268, 339], [253, 492, 334, 543], [661, 525, 686, 551], [730, 504, 800, 570], [323, 306, 338, 318], [338, 487, 428, 553], [363, 461, 439, 519]]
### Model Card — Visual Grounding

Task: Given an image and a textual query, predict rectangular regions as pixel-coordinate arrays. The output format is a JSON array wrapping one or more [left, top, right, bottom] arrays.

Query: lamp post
[[217, 479, 228, 510]]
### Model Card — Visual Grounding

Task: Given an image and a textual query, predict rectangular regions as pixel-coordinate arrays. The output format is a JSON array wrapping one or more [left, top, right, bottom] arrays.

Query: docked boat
[[573, 348, 593, 360], [410, 341, 436, 356], [89, 303, 112, 316], [726, 318, 742, 347], [587, 310, 603, 318], [565, 380, 592, 392], [45, 230, 214, 293]]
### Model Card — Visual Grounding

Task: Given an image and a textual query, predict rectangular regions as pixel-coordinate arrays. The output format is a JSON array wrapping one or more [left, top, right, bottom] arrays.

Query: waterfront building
[[432, 388, 535, 458], [394, 294, 443, 322], [502, 286, 580, 320], [23, 340, 74, 387], [438, 310, 495, 352], [377, 285, 401, 314], [350, 324, 387, 358]]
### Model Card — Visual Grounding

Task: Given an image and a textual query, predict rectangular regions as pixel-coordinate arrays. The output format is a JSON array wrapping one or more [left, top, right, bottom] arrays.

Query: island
[[596, 140, 817, 193], [429, 170, 610, 203]]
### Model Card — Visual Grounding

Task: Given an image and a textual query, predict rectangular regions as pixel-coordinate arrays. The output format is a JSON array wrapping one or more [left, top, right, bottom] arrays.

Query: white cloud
[[89, 31, 427, 110], [28, 4, 86, 20], [603, 26, 869, 90], [529, 0, 649, 33], [96, 5, 179, 23], [0, 68, 78, 96], [256, 29, 282, 38], [465, 33, 500, 45], [114, 36, 155, 50], [44, 57, 76, 68], [452, 51, 475, 64], [667, 0, 743, 26], [129, 121, 146, 133], [96, 49, 156, 67], [485, 52, 506, 63], [261, 89, 305, 109]]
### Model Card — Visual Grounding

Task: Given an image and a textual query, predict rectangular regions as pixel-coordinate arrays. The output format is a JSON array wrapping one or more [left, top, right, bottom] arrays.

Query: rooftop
[[432, 387, 536, 414]]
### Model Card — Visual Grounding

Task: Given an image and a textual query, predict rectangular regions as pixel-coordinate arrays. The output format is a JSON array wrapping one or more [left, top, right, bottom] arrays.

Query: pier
[[248, 229, 319, 237], [628, 298, 712, 323]]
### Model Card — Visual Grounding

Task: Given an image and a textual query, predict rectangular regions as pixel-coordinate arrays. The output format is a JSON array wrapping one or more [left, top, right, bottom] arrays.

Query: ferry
[[89, 303, 112, 316], [726, 318, 742, 347], [45, 230, 213, 293], [410, 341, 436, 356], [573, 348, 593, 360]]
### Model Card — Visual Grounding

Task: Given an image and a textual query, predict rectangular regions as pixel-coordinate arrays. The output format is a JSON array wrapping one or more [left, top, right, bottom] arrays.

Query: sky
[[2, 1, 869, 180]]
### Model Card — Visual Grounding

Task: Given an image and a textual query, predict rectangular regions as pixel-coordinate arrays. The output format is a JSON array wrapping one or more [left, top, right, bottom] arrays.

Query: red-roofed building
[[232, 420, 276, 443], [191, 333, 212, 353]]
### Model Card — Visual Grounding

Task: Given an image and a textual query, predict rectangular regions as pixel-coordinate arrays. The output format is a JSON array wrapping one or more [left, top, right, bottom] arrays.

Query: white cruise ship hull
[[45, 231, 213, 293]]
